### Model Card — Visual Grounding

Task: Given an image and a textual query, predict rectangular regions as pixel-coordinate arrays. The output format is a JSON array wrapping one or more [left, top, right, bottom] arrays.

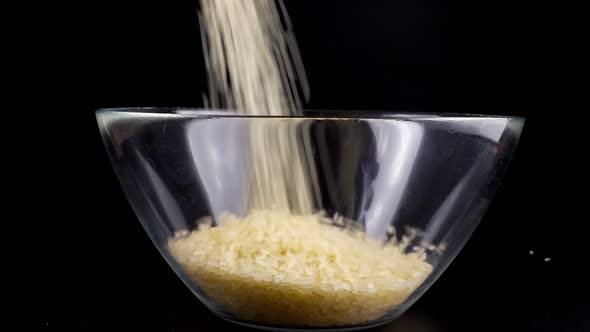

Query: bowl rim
[[95, 107, 526, 121]]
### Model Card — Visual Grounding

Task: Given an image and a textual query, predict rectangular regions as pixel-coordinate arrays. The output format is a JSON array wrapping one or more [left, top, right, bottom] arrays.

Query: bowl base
[[216, 314, 392, 332]]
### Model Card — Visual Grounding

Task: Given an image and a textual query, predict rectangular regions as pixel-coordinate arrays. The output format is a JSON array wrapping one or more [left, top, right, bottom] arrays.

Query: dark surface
[[2, 0, 589, 331]]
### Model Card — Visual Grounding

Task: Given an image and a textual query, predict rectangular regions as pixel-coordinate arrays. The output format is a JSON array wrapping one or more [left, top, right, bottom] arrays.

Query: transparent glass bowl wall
[[97, 109, 524, 331]]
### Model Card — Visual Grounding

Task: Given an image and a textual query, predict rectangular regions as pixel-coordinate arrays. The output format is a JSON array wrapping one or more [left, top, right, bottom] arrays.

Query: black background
[[2, 0, 589, 331]]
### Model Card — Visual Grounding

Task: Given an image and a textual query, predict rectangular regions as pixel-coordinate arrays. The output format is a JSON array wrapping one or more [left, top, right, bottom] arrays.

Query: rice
[[168, 210, 433, 327], [199, 0, 318, 215], [190, 2, 433, 326]]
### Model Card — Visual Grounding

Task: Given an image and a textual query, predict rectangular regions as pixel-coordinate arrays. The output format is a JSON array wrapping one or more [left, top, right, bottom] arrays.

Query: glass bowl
[[96, 109, 524, 331]]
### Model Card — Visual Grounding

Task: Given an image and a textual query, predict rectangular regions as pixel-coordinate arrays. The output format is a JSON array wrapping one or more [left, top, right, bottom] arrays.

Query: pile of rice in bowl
[[168, 210, 434, 326]]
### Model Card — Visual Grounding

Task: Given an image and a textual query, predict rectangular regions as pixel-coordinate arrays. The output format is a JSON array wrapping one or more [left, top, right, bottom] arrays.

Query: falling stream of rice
[[199, 0, 314, 213], [168, 0, 434, 326]]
